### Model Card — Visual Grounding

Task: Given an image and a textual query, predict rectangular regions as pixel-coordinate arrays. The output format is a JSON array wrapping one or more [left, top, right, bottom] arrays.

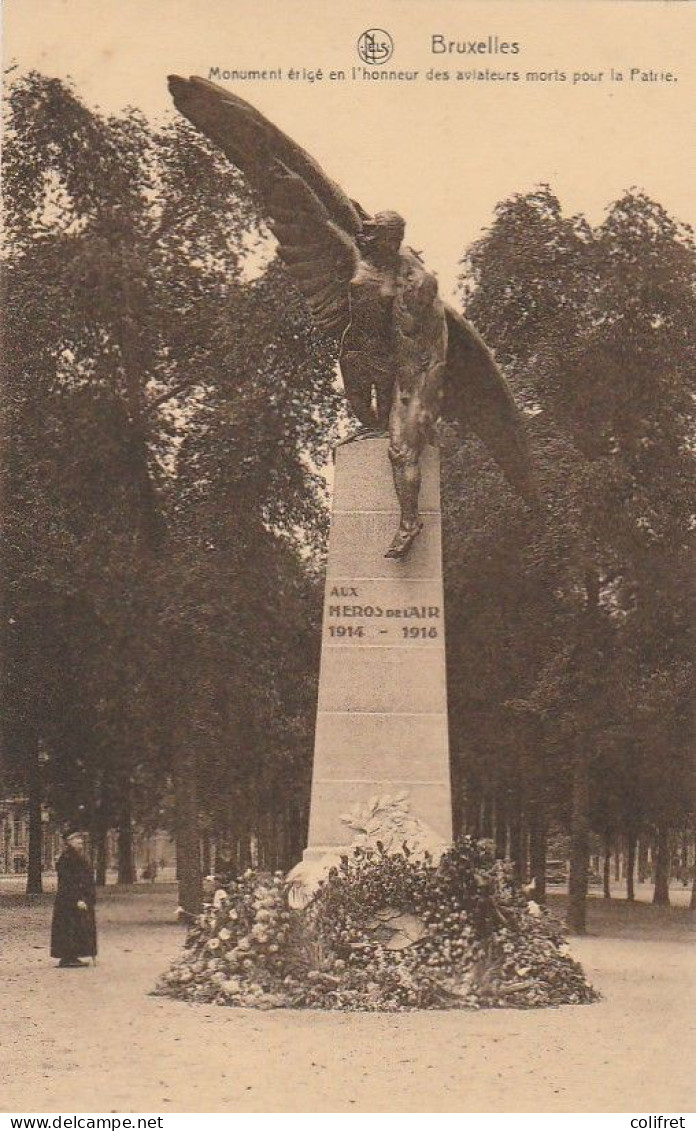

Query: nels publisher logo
[[357, 28, 394, 65]]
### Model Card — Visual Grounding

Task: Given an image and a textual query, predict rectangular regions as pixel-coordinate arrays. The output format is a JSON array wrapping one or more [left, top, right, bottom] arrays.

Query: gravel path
[[1, 886, 693, 1113]]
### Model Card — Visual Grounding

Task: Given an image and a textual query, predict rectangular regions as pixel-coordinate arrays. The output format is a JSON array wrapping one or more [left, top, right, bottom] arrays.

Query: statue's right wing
[[168, 76, 362, 336], [443, 305, 538, 506]]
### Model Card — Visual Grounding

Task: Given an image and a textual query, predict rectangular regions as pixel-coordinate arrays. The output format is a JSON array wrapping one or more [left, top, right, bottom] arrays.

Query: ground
[[0, 882, 693, 1113]]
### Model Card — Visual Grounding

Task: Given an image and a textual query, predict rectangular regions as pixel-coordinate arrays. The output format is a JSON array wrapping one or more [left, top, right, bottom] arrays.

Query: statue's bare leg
[[335, 354, 390, 449], [385, 364, 443, 560], [385, 389, 427, 559]]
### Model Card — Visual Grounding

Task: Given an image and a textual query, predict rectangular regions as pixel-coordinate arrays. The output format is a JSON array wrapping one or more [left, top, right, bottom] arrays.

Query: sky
[[4, 0, 694, 299]]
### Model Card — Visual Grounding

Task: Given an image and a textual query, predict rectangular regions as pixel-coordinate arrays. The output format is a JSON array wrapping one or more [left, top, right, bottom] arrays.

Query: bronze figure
[[168, 76, 537, 558]]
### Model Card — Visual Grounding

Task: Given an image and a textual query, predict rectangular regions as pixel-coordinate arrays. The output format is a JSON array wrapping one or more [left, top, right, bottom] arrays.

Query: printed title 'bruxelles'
[[431, 35, 520, 54]]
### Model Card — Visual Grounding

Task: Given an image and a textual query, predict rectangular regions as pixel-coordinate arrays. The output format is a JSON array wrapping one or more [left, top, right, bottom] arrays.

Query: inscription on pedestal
[[304, 438, 452, 860], [324, 580, 442, 646]]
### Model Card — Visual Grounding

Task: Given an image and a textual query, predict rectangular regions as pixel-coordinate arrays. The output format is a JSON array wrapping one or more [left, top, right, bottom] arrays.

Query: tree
[[2, 72, 340, 905], [451, 186, 695, 929]]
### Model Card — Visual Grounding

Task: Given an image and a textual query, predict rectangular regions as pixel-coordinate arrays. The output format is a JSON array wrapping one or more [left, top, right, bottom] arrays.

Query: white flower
[[254, 890, 277, 908], [527, 900, 542, 917], [228, 910, 238, 921], [213, 888, 228, 908], [208, 938, 220, 950], [218, 927, 231, 941]]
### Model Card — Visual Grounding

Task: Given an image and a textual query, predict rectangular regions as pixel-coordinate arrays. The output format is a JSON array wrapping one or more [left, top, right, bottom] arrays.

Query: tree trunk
[[450, 750, 464, 840], [287, 802, 305, 867], [626, 827, 637, 902], [200, 830, 211, 877], [173, 744, 202, 914], [614, 837, 622, 881], [267, 810, 280, 871], [237, 810, 252, 870], [93, 782, 109, 887], [528, 802, 547, 904], [523, 824, 532, 884], [117, 800, 135, 885], [508, 801, 524, 882], [494, 791, 507, 859], [274, 809, 284, 872], [525, 716, 547, 896], [567, 750, 590, 933], [277, 807, 289, 872], [263, 812, 273, 871], [26, 744, 43, 896], [94, 825, 108, 887], [277, 813, 283, 870], [638, 837, 649, 883], [257, 811, 269, 870], [269, 810, 278, 870], [465, 786, 482, 838], [603, 830, 612, 900], [481, 793, 493, 839], [652, 826, 671, 905]]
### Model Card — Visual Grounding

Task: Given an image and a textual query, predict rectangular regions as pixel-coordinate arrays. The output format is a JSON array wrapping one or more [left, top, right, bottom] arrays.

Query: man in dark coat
[[50, 831, 97, 968]]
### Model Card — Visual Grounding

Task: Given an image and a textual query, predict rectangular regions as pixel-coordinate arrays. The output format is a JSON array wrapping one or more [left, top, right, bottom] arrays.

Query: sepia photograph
[[1, 0, 694, 1118]]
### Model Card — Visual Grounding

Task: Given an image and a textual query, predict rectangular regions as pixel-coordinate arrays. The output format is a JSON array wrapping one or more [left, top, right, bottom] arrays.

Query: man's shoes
[[57, 958, 88, 968]]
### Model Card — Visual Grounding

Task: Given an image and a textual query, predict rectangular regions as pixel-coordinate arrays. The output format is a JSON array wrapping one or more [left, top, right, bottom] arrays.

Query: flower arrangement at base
[[154, 839, 598, 1011]]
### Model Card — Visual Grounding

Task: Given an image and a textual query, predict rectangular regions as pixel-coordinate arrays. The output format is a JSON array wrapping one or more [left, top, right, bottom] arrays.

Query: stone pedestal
[[302, 437, 452, 867]]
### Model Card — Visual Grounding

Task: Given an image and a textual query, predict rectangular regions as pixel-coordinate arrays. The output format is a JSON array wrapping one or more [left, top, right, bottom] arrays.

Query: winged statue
[[168, 76, 537, 558]]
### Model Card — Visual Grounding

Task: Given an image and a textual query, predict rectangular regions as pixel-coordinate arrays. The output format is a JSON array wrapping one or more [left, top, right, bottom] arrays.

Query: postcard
[[2, 0, 693, 1118]]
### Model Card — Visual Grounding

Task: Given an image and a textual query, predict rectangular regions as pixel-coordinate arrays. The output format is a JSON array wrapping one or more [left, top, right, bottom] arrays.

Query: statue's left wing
[[168, 76, 361, 336], [443, 305, 538, 506]]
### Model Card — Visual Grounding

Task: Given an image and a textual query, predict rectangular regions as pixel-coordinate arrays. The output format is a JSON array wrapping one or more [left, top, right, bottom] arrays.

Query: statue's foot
[[384, 522, 423, 560]]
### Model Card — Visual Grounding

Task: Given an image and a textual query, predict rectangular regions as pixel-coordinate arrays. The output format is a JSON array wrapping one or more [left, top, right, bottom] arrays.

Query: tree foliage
[[2, 72, 340, 893], [447, 185, 695, 921]]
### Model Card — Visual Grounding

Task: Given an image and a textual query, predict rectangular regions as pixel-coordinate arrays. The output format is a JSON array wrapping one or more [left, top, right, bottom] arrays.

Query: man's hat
[[62, 829, 86, 844]]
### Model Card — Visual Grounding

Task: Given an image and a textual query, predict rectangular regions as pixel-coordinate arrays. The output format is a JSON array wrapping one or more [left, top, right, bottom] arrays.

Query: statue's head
[[360, 211, 405, 262]]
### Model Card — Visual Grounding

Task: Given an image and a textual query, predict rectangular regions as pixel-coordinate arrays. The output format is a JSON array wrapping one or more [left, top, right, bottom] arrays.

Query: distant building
[[0, 798, 62, 873], [0, 798, 176, 879]]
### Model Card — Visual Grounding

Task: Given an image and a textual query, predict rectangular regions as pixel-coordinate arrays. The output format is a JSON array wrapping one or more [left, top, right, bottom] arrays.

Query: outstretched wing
[[168, 75, 361, 336], [443, 306, 538, 506]]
